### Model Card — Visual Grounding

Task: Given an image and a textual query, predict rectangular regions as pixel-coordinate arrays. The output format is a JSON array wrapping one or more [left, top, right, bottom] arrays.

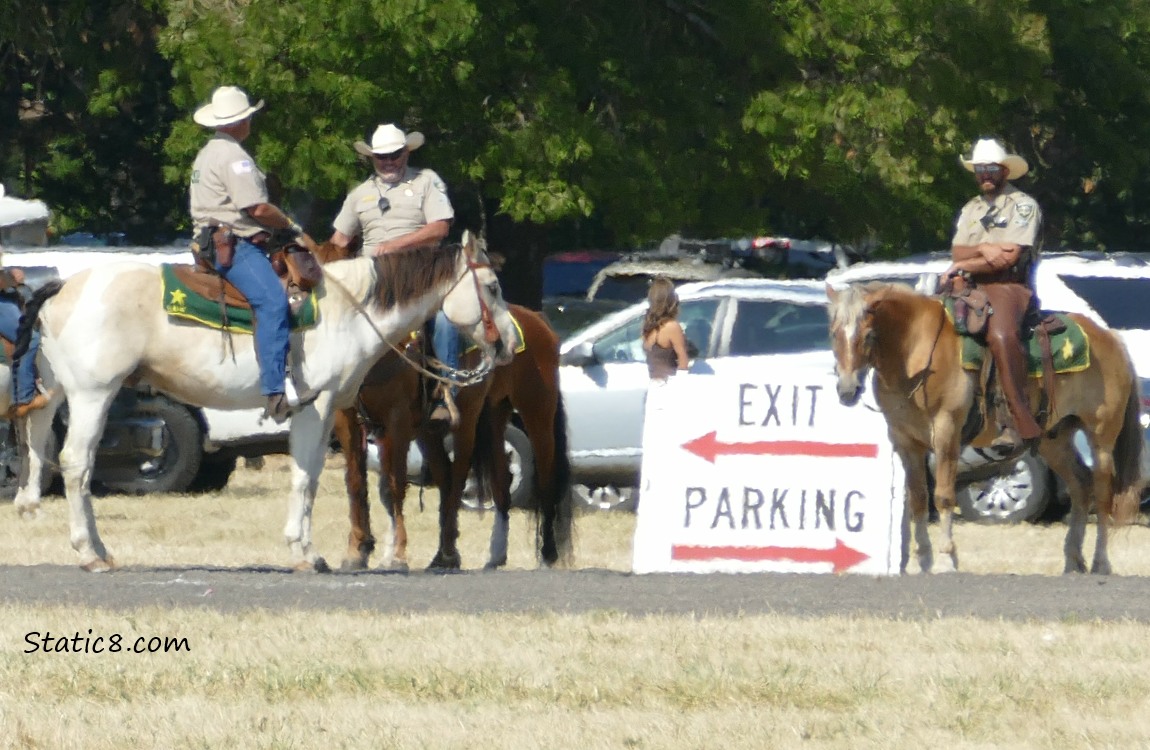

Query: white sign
[[633, 362, 903, 575]]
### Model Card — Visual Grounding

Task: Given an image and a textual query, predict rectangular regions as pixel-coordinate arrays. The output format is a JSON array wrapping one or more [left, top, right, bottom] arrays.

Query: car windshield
[[1058, 275, 1150, 330], [728, 300, 830, 355]]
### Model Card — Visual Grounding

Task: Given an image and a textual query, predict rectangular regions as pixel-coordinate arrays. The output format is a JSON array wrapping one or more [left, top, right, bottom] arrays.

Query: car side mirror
[[560, 340, 598, 368]]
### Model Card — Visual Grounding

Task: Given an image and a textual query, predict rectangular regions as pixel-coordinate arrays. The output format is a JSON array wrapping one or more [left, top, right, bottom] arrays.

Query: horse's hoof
[[339, 557, 369, 572], [16, 506, 41, 521], [385, 560, 410, 573], [427, 552, 461, 571], [483, 558, 506, 571], [81, 557, 114, 573], [293, 557, 330, 573]]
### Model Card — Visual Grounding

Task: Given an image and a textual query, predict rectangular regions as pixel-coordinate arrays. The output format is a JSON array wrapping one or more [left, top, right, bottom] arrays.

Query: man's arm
[[245, 202, 317, 251], [949, 242, 1023, 275], [370, 219, 451, 256]]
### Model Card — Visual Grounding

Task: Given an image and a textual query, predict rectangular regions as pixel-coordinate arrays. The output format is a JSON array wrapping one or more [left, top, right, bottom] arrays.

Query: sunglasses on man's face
[[372, 149, 405, 162], [973, 164, 1004, 177]]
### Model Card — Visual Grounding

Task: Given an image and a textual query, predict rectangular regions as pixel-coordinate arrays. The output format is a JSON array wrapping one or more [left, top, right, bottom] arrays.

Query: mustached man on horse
[[828, 138, 1143, 575], [329, 123, 462, 429], [946, 138, 1044, 452]]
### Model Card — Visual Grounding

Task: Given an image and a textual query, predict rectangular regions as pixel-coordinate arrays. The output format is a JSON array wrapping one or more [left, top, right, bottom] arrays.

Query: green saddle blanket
[[160, 264, 318, 333], [942, 299, 1090, 376]]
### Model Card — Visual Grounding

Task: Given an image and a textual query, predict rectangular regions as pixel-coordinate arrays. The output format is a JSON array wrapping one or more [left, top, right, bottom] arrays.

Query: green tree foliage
[[0, 0, 181, 241], [5, 0, 1150, 278]]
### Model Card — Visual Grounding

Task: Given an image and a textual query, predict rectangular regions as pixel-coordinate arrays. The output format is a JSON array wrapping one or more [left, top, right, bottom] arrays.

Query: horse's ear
[[461, 229, 477, 258], [825, 282, 838, 302]]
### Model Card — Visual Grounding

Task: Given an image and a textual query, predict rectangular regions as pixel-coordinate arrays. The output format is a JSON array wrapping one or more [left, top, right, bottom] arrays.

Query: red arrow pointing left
[[672, 539, 870, 573], [682, 430, 879, 463]]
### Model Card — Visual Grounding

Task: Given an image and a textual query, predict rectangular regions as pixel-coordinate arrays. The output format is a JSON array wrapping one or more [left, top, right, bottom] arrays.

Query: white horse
[[12, 234, 518, 571]]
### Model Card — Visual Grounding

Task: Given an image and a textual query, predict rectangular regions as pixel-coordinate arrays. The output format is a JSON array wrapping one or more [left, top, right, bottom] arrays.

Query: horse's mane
[[372, 243, 462, 309], [829, 281, 921, 334]]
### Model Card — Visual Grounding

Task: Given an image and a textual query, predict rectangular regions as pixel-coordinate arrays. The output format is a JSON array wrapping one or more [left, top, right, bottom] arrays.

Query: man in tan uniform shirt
[[190, 85, 317, 423], [329, 123, 459, 425], [948, 138, 1043, 451]]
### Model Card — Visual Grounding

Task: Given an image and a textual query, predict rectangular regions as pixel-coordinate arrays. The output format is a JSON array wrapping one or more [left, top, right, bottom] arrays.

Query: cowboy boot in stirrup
[[264, 393, 293, 425], [428, 385, 460, 430], [7, 390, 52, 420]]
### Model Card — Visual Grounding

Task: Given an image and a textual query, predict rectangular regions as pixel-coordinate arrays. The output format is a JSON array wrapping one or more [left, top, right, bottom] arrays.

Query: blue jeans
[[0, 295, 40, 404], [217, 239, 290, 395], [432, 309, 460, 395]]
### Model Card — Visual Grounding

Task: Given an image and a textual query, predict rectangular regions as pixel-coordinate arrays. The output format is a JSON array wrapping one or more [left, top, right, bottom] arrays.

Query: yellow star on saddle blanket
[[168, 288, 188, 313]]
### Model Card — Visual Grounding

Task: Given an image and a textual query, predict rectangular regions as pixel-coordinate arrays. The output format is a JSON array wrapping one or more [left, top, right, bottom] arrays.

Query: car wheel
[[956, 452, 1052, 524], [456, 425, 535, 511], [97, 397, 204, 495]]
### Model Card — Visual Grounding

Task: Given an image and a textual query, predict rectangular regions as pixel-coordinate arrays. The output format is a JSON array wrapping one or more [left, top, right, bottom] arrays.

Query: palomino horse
[[12, 235, 518, 571], [827, 281, 1143, 575], [313, 242, 573, 571]]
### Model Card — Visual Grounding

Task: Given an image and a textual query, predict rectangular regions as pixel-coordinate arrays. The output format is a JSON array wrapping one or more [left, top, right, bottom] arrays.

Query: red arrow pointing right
[[672, 538, 870, 573]]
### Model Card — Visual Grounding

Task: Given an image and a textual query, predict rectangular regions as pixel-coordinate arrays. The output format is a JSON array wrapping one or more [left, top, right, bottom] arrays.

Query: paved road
[[3, 564, 1150, 621]]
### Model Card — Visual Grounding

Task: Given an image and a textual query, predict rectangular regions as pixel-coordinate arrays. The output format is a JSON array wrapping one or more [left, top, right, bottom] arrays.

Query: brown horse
[[827, 281, 1143, 575], [315, 242, 573, 571]]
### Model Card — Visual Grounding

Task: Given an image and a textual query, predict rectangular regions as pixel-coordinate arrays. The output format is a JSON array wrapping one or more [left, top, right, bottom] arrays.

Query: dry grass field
[[2, 455, 1150, 748]]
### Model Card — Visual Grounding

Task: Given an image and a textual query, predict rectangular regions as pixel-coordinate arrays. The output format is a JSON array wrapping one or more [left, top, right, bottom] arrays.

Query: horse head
[[826, 282, 877, 406], [441, 230, 518, 371]]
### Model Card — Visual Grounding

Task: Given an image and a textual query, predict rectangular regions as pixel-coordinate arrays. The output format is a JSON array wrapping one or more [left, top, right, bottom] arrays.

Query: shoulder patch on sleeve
[[230, 160, 254, 175], [432, 177, 447, 193], [1015, 202, 1036, 225]]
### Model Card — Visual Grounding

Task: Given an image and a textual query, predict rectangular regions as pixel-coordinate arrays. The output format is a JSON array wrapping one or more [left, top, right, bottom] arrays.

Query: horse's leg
[[59, 390, 117, 570], [929, 422, 962, 573], [896, 444, 934, 574], [13, 395, 61, 519], [513, 399, 562, 565], [422, 431, 460, 570], [484, 404, 514, 570], [332, 407, 373, 571], [1037, 432, 1092, 574], [381, 422, 412, 572], [1088, 441, 1117, 576], [284, 405, 332, 572]]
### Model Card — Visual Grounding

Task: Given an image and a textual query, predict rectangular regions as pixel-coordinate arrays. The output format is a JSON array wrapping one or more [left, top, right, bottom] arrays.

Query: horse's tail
[[546, 390, 575, 565], [1110, 359, 1145, 525], [13, 279, 64, 361]]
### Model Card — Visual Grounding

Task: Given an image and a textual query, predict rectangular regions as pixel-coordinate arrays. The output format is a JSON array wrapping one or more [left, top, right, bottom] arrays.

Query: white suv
[[827, 251, 1150, 523]]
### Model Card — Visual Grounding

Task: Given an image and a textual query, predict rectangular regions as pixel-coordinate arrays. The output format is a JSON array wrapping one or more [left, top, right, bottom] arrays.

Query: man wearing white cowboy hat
[[189, 85, 319, 423], [948, 137, 1044, 451], [329, 122, 460, 425]]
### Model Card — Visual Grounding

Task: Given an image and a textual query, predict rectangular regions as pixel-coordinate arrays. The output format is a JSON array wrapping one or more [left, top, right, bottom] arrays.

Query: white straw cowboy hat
[[193, 86, 265, 127], [960, 138, 1029, 179], [353, 123, 425, 157]]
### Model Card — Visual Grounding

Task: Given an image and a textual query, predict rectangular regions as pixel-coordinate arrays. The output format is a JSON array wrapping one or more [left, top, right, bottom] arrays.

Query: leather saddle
[[172, 241, 324, 312]]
